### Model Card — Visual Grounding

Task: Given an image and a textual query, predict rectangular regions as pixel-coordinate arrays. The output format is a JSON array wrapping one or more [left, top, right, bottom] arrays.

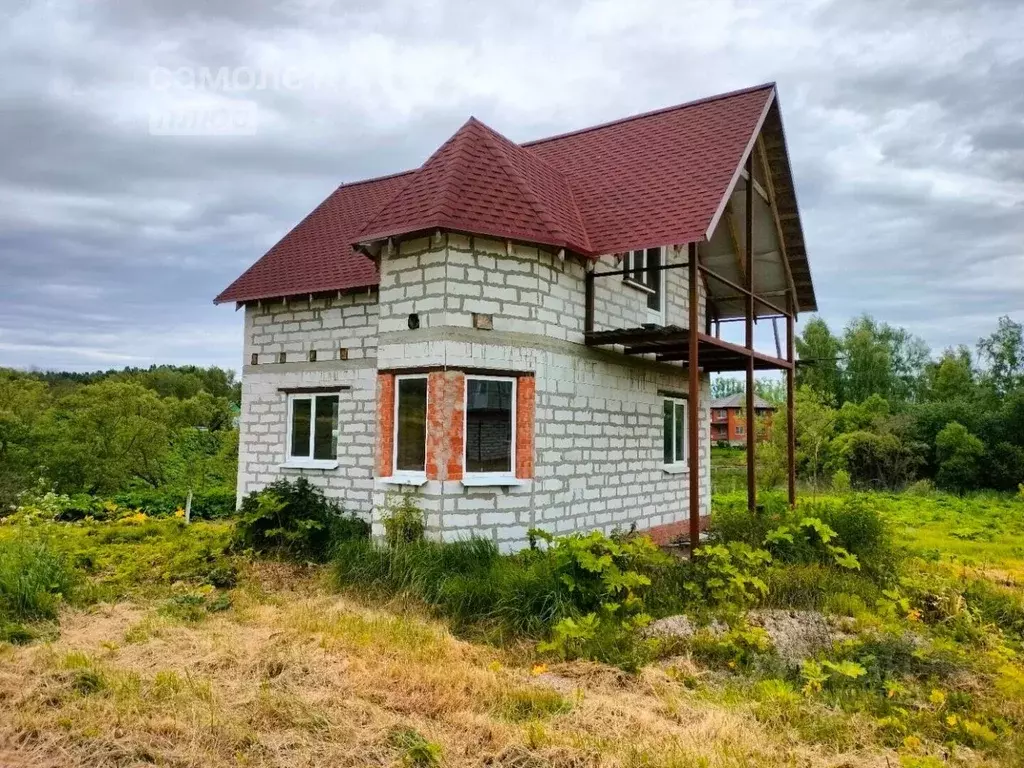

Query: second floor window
[[624, 247, 663, 311]]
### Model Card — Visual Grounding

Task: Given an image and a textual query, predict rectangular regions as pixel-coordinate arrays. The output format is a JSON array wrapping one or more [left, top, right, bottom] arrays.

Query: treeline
[[761, 315, 1024, 494], [0, 365, 240, 513]]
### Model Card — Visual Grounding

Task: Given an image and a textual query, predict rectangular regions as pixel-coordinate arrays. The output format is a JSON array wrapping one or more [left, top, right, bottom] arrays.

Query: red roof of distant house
[[216, 83, 808, 306]]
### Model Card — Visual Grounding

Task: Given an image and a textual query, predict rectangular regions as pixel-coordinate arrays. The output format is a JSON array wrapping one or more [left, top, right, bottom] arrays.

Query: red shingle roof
[[215, 83, 782, 305], [356, 118, 591, 254], [214, 171, 410, 305]]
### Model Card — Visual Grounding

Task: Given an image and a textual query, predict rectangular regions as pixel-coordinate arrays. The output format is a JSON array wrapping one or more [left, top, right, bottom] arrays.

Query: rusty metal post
[[786, 297, 797, 507], [744, 156, 756, 513], [584, 269, 595, 334], [688, 242, 701, 549]]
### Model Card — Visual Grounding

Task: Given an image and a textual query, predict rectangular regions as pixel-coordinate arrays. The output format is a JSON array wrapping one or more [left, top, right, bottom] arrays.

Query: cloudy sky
[[1, 0, 1022, 373]]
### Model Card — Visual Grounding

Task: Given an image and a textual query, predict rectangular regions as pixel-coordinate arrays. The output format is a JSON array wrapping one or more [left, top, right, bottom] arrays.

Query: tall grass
[[0, 539, 77, 621], [334, 538, 576, 639]]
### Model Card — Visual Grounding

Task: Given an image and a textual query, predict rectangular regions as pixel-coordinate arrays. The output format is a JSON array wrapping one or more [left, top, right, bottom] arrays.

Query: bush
[[113, 487, 237, 520], [0, 539, 77, 621], [379, 491, 425, 546], [711, 492, 899, 584], [935, 422, 985, 494], [234, 478, 368, 562]]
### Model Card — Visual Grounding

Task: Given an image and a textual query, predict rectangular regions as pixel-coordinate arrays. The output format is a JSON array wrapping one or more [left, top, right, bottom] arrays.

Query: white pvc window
[[663, 397, 688, 466], [393, 374, 428, 480], [286, 393, 339, 468], [464, 375, 516, 482]]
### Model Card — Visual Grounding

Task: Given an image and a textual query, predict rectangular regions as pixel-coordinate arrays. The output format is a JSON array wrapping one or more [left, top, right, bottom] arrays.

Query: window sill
[[280, 459, 338, 470], [661, 463, 690, 475], [623, 278, 656, 295], [379, 473, 428, 487], [460, 475, 527, 487]]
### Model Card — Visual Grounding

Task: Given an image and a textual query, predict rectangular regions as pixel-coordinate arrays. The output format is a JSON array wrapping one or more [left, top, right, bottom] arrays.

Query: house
[[710, 393, 776, 446], [215, 83, 817, 550]]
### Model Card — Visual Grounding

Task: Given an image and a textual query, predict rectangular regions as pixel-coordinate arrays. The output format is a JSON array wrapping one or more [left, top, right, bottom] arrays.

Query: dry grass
[[0, 563, 897, 768]]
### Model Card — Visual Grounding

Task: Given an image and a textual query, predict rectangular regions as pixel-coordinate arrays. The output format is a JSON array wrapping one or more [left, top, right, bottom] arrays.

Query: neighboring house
[[215, 82, 817, 550], [710, 393, 776, 446]]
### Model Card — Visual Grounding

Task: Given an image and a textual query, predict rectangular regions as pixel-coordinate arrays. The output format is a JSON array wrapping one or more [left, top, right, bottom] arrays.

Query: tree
[[711, 377, 744, 399], [934, 422, 985, 494], [39, 380, 171, 495], [0, 374, 49, 509], [923, 346, 975, 402], [795, 317, 843, 405], [793, 386, 836, 494], [978, 316, 1024, 396]]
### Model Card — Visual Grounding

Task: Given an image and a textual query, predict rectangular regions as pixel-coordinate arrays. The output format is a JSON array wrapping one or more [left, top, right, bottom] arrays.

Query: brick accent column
[[425, 371, 465, 481], [376, 373, 395, 477], [515, 375, 535, 479]]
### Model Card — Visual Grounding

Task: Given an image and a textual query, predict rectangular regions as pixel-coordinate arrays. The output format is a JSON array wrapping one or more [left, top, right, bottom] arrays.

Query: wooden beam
[[738, 168, 770, 204], [725, 199, 746, 281], [688, 242, 701, 551], [757, 136, 799, 312], [745, 154, 757, 514]]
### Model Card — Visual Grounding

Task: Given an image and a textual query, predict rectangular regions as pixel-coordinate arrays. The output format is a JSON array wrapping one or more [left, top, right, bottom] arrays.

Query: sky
[[1, 0, 1022, 374]]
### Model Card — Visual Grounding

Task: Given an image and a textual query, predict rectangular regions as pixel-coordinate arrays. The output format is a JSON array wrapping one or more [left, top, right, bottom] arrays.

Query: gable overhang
[[701, 87, 817, 319]]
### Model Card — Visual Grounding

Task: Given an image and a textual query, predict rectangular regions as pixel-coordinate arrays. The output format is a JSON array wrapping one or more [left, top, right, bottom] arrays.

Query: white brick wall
[[237, 231, 711, 549], [372, 335, 711, 552], [245, 292, 378, 363]]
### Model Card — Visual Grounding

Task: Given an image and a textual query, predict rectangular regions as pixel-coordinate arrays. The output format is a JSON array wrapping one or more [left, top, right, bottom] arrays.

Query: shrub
[[234, 478, 368, 562], [113, 487, 237, 520], [831, 469, 852, 493], [0, 539, 77, 621], [935, 423, 985, 494], [379, 491, 425, 546]]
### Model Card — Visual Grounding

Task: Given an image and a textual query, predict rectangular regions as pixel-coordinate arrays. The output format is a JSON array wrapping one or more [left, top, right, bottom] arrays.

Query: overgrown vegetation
[[0, 365, 239, 515], [233, 477, 369, 562]]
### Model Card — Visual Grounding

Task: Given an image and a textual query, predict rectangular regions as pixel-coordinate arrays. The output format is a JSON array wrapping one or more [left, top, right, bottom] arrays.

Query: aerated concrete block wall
[[236, 296, 380, 517], [235, 232, 710, 548]]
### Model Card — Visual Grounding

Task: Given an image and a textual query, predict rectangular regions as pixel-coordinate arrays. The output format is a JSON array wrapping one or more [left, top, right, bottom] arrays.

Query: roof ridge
[[338, 168, 416, 189], [522, 82, 776, 147], [433, 117, 480, 222], [474, 120, 570, 245]]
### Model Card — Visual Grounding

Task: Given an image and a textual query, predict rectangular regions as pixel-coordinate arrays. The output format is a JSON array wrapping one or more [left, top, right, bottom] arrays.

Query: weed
[[496, 686, 573, 721], [388, 726, 442, 767]]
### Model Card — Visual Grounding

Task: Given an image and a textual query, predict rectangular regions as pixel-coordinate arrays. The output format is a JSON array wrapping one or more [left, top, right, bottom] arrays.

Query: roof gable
[[525, 84, 773, 255]]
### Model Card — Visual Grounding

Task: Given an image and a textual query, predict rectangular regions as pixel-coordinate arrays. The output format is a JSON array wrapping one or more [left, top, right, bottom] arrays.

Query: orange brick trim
[[376, 373, 395, 477], [447, 373, 466, 482], [425, 371, 466, 481], [515, 375, 536, 479]]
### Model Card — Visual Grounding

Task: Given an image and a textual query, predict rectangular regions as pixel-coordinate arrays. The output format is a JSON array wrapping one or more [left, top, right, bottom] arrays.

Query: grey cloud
[[0, 0, 1022, 371]]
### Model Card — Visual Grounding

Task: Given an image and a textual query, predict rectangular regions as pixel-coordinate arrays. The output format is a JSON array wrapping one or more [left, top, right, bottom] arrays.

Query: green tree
[[793, 386, 836, 494], [711, 377, 744, 399], [978, 316, 1023, 396], [923, 346, 975, 402], [0, 374, 49, 509], [39, 380, 171, 494], [934, 422, 985, 494], [795, 317, 843, 405]]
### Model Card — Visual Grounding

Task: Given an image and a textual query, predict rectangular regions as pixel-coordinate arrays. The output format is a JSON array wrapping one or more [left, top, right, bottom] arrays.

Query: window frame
[[622, 246, 666, 322], [463, 374, 518, 485], [284, 392, 340, 469], [662, 396, 688, 472], [391, 373, 429, 484]]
